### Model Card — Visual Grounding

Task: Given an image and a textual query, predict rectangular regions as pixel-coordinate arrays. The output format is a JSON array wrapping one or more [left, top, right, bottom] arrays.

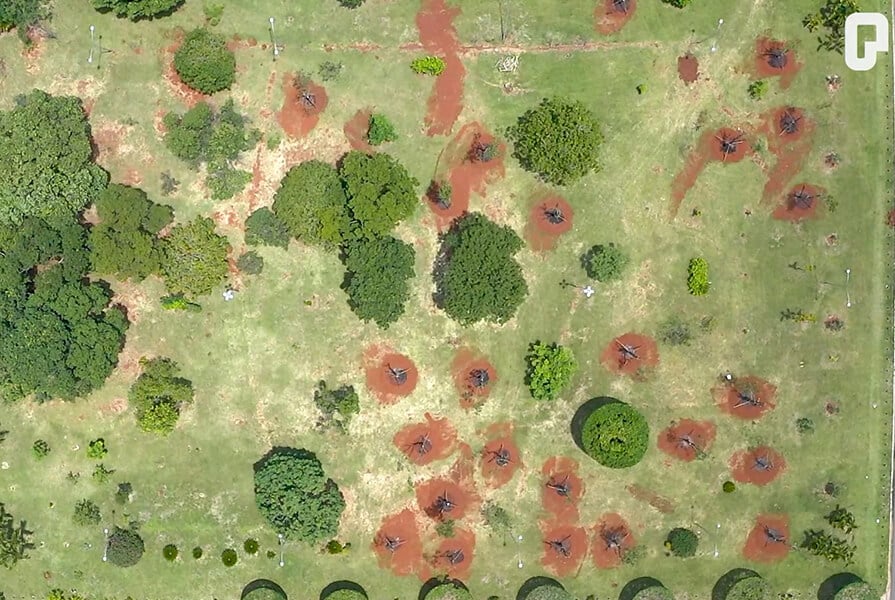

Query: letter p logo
[[845, 12, 889, 71]]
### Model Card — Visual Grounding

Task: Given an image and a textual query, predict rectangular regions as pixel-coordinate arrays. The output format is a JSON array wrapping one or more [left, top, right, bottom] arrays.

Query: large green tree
[[0, 0, 48, 42], [435, 212, 527, 325], [129, 357, 194, 435], [272, 160, 350, 248], [339, 151, 418, 240], [253, 447, 345, 543], [341, 236, 415, 328], [174, 28, 236, 94], [92, 0, 184, 20], [0, 90, 108, 225], [160, 217, 230, 298]]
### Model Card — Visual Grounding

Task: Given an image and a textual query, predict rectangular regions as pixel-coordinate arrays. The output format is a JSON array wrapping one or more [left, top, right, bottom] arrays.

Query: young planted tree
[[666, 527, 698, 557], [581, 243, 629, 282], [367, 113, 398, 146], [341, 235, 416, 328], [129, 357, 195, 435], [160, 217, 230, 298], [313, 380, 360, 431], [524, 341, 577, 401], [92, 0, 184, 19], [173, 28, 236, 94], [106, 526, 144, 567], [800, 529, 856, 563], [72, 499, 102, 526], [272, 160, 350, 249]]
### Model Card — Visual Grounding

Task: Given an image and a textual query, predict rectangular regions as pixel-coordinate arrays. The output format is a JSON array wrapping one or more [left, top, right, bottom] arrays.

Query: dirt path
[[417, 0, 464, 136]]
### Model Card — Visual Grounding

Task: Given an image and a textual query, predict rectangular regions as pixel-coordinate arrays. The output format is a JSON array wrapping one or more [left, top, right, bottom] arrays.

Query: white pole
[[846, 268, 852, 308], [269, 17, 279, 60], [101, 527, 109, 562], [277, 533, 284, 567], [88, 25, 95, 64]]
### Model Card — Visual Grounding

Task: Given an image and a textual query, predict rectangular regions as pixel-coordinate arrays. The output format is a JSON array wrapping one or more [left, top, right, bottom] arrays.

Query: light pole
[[88, 25, 95, 64], [277, 533, 285, 567], [514, 533, 523, 569], [269, 17, 280, 61], [845, 268, 852, 308], [101, 527, 109, 562], [711, 19, 724, 53], [713, 523, 720, 557]]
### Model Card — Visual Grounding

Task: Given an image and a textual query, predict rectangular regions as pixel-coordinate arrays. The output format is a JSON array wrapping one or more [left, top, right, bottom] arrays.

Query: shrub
[[435, 519, 455, 538], [72, 499, 101, 526], [115, 482, 132, 504], [796, 417, 815, 434], [242, 538, 260, 554], [658, 316, 692, 346], [747, 80, 768, 100], [469, 134, 500, 163], [341, 236, 416, 328], [425, 583, 472, 600], [826, 505, 857, 533], [666, 527, 698, 557], [722, 481, 736, 493], [160, 294, 202, 312], [192, 546, 203, 559], [237, 251, 264, 275], [834, 582, 878, 600], [411, 56, 446, 76], [325, 590, 366, 600], [266, 550, 277, 559], [173, 28, 236, 94], [631, 585, 674, 600], [526, 585, 574, 600], [660, 0, 693, 6], [161, 218, 230, 298], [31, 439, 50, 459], [727, 576, 772, 600], [203, 1, 223, 25], [221, 548, 238, 566], [481, 502, 511, 532], [367, 114, 398, 146], [433, 180, 452, 208], [580, 402, 649, 468], [93, 0, 184, 20], [524, 341, 577, 401], [801, 529, 855, 562], [245, 207, 290, 249], [106, 527, 145, 568], [207, 165, 252, 201], [313, 380, 360, 431], [687, 257, 710, 295], [581, 243, 629, 282], [325, 539, 345, 554], [803, 0, 861, 53], [86, 438, 108, 459], [163, 544, 178, 561], [318, 60, 343, 81], [130, 357, 194, 434], [92, 463, 115, 483], [338, 0, 366, 7]]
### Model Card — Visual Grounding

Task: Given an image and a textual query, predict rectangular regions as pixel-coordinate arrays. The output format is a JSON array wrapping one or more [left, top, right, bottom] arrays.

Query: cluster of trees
[[92, 0, 183, 20], [524, 341, 577, 401], [129, 357, 195, 434], [174, 28, 236, 94], [313, 380, 360, 432], [580, 400, 649, 468]]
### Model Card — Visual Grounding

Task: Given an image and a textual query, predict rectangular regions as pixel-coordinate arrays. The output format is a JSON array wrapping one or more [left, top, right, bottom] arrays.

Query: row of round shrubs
[[162, 538, 263, 566]]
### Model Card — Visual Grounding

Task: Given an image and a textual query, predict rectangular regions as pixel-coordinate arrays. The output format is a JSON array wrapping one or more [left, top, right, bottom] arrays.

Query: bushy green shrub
[[319, 60, 344, 81], [435, 519, 455, 537], [525, 585, 574, 600], [245, 207, 290, 249], [115, 482, 132, 504], [208, 166, 252, 201], [130, 357, 194, 435], [192, 546, 203, 559], [237, 251, 264, 275], [324, 590, 366, 600], [221, 548, 238, 566], [338, 0, 366, 7], [203, 1, 223, 25], [313, 380, 360, 431], [173, 28, 236, 94], [411, 56, 446, 76], [723, 481, 736, 493], [657, 316, 692, 346], [161, 294, 203, 312], [666, 527, 698, 557], [106, 527, 144, 568], [632, 586, 674, 600], [727, 576, 772, 600], [803, 0, 861, 53], [425, 583, 472, 600], [581, 243, 629, 282], [244, 538, 259, 554], [367, 113, 398, 146], [72, 499, 101, 526], [580, 402, 649, 468], [747, 80, 768, 100], [92, 463, 115, 483], [524, 341, 577, 401], [163, 544, 178, 561], [687, 257, 710, 295], [93, 0, 184, 20], [481, 502, 511, 532], [31, 439, 50, 459], [86, 438, 108, 459], [834, 582, 878, 600], [661, 0, 693, 7]]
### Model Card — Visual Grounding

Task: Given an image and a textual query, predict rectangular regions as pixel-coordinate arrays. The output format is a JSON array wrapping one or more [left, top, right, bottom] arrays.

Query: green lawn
[[0, 1, 893, 599]]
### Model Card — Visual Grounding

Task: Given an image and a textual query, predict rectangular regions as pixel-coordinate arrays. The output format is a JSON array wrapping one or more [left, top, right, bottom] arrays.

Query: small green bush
[[580, 402, 649, 468], [245, 207, 290, 248], [73, 499, 102, 526], [425, 583, 473, 600], [244, 538, 260, 554], [92, 463, 115, 483], [318, 60, 344, 81], [524, 341, 577, 401], [192, 546, 203, 559], [748, 80, 768, 100], [526, 585, 574, 600], [203, 1, 223, 25], [658, 316, 692, 346], [727, 576, 772, 600], [237, 251, 264, 275], [32, 439, 50, 459], [163, 544, 178, 561], [433, 180, 452, 208], [115, 482, 132, 504], [796, 417, 815, 434], [367, 113, 398, 146], [435, 519, 455, 538], [86, 438, 108, 459], [266, 549, 277, 559], [411, 56, 446, 76], [581, 243, 629, 282], [834, 582, 879, 600], [173, 28, 236, 94], [666, 527, 699, 557], [221, 548, 238, 566], [687, 257, 710, 295], [338, 0, 366, 7], [207, 165, 251, 200], [722, 481, 736, 493], [106, 527, 145, 568], [661, 0, 693, 7], [161, 294, 202, 312], [325, 539, 345, 554], [481, 502, 511, 532]]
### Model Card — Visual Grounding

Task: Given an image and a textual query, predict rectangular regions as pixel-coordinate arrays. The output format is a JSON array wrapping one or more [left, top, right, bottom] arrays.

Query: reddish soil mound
[[373, 509, 425, 576], [657, 419, 716, 462], [677, 53, 699, 84], [525, 196, 574, 251], [591, 513, 635, 569], [730, 446, 786, 486], [743, 514, 790, 563], [772, 183, 824, 222], [709, 128, 749, 163], [416, 478, 475, 521], [541, 457, 585, 522], [715, 376, 777, 419], [755, 38, 802, 89], [540, 521, 588, 577], [670, 127, 752, 217], [393, 413, 459, 465], [432, 527, 476, 580], [162, 37, 207, 107], [626, 484, 675, 514], [759, 107, 815, 204], [417, 0, 465, 136], [480, 424, 522, 489], [600, 333, 660, 377], [364, 346, 419, 405], [451, 348, 498, 409], [344, 109, 373, 153], [277, 74, 328, 139], [595, 0, 637, 35]]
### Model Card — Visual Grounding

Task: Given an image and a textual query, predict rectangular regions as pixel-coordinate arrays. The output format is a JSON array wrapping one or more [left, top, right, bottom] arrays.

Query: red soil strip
[[226, 34, 259, 51], [755, 38, 802, 89], [541, 457, 585, 523], [539, 521, 588, 577], [363, 345, 419, 405], [595, 0, 637, 35], [415, 479, 475, 521], [743, 514, 790, 563], [373, 509, 425, 576], [344, 109, 374, 153], [888, 209, 895, 228], [772, 183, 824, 222], [417, 0, 465, 136], [153, 109, 168, 137], [600, 333, 659, 377], [657, 419, 716, 462], [759, 107, 815, 204], [393, 413, 459, 465], [247, 147, 264, 211], [715, 376, 777, 419], [525, 196, 575, 251], [626, 484, 675, 514], [677, 54, 699, 84], [670, 127, 752, 217], [162, 36, 207, 107], [277, 74, 328, 139], [451, 348, 498, 409], [432, 527, 476, 580], [591, 513, 635, 569], [480, 426, 522, 489], [730, 446, 786, 486]]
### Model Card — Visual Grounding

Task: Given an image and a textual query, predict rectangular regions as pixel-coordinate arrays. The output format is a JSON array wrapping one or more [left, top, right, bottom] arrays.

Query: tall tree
[[160, 217, 230, 298], [272, 160, 350, 249], [129, 357, 194, 435], [92, 0, 184, 20], [341, 235, 416, 328], [339, 151, 418, 240]]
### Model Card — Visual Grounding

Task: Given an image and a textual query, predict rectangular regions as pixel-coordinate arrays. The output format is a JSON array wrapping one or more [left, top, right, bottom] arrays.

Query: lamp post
[[88, 25, 95, 64], [514, 533, 523, 569], [101, 527, 109, 562], [277, 533, 285, 567], [269, 17, 280, 61], [845, 268, 852, 308], [711, 19, 724, 52]]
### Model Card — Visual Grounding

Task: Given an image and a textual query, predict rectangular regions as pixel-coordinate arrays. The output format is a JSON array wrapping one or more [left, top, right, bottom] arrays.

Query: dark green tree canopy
[[339, 151, 418, 240], [424, 582, 473, 600], [834, 582, 879, 600], [435, 212, 527, 325], [0, 503, 33, 569], [666, 527, 698, 557], [106, 526, 144, 567], [0, 0, 49, 42], [253, 447, 346, 543], [507, 96, 603, 185], [581, 243, 629, 282], [160, 217, 230, 298], [580, 401, 649, 468], [0, 90, 108, 225], [173, 28, 236, 94], [92, 0, 184, 20], [273, 160, 350, 248], [245, 207, 290, 249], [129, 357, 194, 434], [341, 236, 415, 328]]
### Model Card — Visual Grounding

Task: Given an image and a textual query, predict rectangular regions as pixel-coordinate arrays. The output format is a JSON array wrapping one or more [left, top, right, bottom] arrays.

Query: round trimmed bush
[[324, 590, 367, 600], [244, 538, 259, 554], [424, 583, 472, 600], [834, 582, 878, 600], [723, 481, 736, 493], [174, 28, 236, 94], [665, 528, 698, 557], [222, 548, 238, 567], [192, 546, 203, 559], [632, 587, 675, 600], [727, 576, 772, 600], [106, 527, 145, 568], [581, 243, 629, 282], [242, 579, 288, 600], [526, 586, 573, 600], [580, 402, 649, 468], [162, 544, 178, 561]]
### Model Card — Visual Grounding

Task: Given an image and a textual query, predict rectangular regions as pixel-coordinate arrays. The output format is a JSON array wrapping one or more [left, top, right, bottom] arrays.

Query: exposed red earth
[[542, 457, 585, 522], [479, 423, 522, 489], [759, 107, 815, 204], [591, 513, 635, 569], [772, 183, 824, 222], [600, 333, 660, 377], [525, 196, 575, 251], [657, 419, 716, 462], [277, 74, 328, 138], [626, 484, 675, 514], [677, 53, 699, 84], [540, 521, 588, 577], [393, 413, 459, 465], [595, 0, 637, 35], [344, 108, 374, 153], [373, 509, 425, 576], [363, 345, 419, 405], [730, 446, 786, 486], [715, 376, 777, 419], [670, 127, 752, 217], [743, 514, 790, 563], [431, 527, 476, 580], [755, 38, 802, 89], [415, 479, 475, 521], [450, 347, 498, 409], [417, 0, 465, 136]]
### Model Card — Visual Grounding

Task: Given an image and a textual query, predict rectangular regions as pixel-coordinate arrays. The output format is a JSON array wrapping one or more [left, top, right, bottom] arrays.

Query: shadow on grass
[[517, 576, 564, 600], [711, 568, 760, 600], [241, 579, 287, 600], [570, 396, 621, 451], [320, 580, 367, 600], [620, 577, 665, 600], [419, 578, 469, 600], [817, 573, 862, 600]]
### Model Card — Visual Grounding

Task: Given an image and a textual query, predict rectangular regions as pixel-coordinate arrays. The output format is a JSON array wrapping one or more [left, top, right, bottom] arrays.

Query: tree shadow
[[711, 569, 760, 600], [419, 578, 468, 600], [241, 579, 287, 600], [516, 576, 564, 600], [817, 573, 862, 600], [620, 577, 665, 600], [320, 580, 367, 600], [570, 396, 621, 451]]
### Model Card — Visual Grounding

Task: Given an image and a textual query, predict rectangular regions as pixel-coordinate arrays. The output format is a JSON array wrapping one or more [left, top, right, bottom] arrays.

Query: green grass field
[[0, 1, 893, 599]]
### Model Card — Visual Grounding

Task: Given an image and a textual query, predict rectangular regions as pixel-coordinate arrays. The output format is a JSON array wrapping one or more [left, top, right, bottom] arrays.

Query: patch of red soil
[[591, 513, 635, 569], [657, 419, 716, 462], [708, 127, 750, 163], [625, 484, 675, 514], [772, 183, 824, 222], [888, 209, 895, 228], [600, 333, 660, 377], [755, 38, 802, 89], [153, 109, 168, 137], [417, 0, 465, 136], [759, 108, 815, 204], [226, 34, 259, 51], [247, 147, 264, 211], [373, 509, 425, 576], [677, 53, 699, 84], [162, 36, 207, 107], [92, 122, 125, 162], [480, 424, 522, 489], [415, 479, 475, 521], [121, 168, 143, 186], [277, 74, 328, 139], [730, 446, 786, 486], [344, 109, 374, 153], [393, 413, 459, 466], [539, 521, 588, 577], [431, 527, 476, 580], [211, 207, 243, 231], [715, 376, 778, 419], [363, 345, 419, 405], [595, 0, 637, 35], [670, 127, 752, 217], [451, 347, 498, 408], [541, 457, 585, 523], [743, 514, 790, 563], [525, 196, 574, 251]]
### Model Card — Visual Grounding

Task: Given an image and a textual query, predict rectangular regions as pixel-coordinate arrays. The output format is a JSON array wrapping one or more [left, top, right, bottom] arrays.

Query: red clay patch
[[373, 509, 425, 576], [670, 127, 751, 217], [626, 484, 675, 514], [525, 196, 574, 252], [277, 74, 328, 139], [542, 457, 585, 523], [417, 0, 465, 136], [591, 513, 635, 569], [759, 107, 815, 204], [677, 53, 699, 84], [715, 376, 777, 419], [344, 108, 374, 153], [540, 521, 588, 577], [363, 345, 419, 405], [600, 333, 660, 378], [755, 38, 802, 89], [743, 514, 790, 563], [479, 423, 522, 489], [393, 413, 459, 465], [772, 183, 824, 222], [595, 0, 637, 35], [451, 348, 498, 409], [431, 527, 476, 580], [162, 36, 207, 107], [415, 479, 475, 521], [657, 419, 716, 462], [730, 446, 786, 486]]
